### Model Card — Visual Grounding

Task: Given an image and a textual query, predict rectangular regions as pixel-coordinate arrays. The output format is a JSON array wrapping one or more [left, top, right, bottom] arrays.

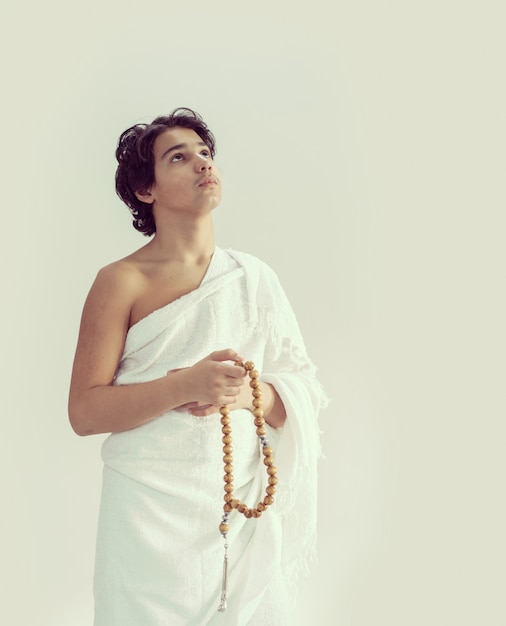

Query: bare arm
[[68, 264, 245, 436]]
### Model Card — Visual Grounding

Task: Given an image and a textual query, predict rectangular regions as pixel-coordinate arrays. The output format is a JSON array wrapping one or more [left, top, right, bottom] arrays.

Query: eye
[[200, 149, 211, 158], [170, 153, 184, 162]]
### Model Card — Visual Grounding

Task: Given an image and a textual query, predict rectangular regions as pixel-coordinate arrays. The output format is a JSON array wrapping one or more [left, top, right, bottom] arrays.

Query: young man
[[69, 108, 325, 625]]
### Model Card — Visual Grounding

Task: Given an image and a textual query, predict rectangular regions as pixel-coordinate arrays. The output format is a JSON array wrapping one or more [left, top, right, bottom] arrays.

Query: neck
[[147, 213, 216, 263]]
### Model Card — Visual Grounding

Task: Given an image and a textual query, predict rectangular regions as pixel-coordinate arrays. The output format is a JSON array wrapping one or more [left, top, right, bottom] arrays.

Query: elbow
[[69, 415, 92, 437], [68, 400, 95, 437], [70, 421, 92, 437]]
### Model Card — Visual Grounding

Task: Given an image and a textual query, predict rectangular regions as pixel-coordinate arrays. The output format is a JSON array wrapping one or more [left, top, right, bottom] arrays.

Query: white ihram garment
[[93, 247, 326, 626]]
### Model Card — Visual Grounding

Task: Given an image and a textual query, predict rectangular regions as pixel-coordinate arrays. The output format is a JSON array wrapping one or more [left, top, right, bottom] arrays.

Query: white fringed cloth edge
[[93, 248, 327, 626]]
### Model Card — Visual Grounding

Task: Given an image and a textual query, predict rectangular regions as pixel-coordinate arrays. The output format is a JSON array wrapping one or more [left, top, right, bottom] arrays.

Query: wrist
[[260, 381, 286, 429], [258, 382, 275, 415], [166, 367, 194, 408]]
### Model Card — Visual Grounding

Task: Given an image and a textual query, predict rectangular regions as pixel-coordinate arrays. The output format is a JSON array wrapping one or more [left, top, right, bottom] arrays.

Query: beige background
[[1, 1, 504, 624]]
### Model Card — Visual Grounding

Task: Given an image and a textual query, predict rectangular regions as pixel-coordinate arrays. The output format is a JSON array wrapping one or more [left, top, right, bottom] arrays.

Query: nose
[[195, 153, 212, 172]]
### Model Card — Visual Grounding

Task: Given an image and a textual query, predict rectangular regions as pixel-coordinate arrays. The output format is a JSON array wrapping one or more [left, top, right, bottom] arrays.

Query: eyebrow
[[160, 141, 208, 161]]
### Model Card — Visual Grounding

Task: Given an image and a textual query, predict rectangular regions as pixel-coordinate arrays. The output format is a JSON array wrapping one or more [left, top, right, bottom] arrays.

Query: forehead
[[153, 127, 205, 160]]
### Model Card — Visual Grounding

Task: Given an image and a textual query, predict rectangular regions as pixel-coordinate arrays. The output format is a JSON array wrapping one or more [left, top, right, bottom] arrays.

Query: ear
[[134, 189, 154, 204]]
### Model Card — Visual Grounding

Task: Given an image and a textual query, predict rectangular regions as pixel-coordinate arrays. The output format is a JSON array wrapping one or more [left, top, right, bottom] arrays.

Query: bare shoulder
[[95, 240, 161, 288], [94, 256, 144, 294], [82, 256, 147, 332]]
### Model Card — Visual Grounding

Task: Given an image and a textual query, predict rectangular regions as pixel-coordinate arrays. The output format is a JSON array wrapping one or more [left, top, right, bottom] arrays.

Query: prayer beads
[[217, 360, 278, 613], [219, 361, 277, 525]]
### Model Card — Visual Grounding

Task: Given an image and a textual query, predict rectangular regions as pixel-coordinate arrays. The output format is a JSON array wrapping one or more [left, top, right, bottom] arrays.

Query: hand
[[169, 349, 248, 416], [187, 373, 254, 417], [166, 368, 215, 414]]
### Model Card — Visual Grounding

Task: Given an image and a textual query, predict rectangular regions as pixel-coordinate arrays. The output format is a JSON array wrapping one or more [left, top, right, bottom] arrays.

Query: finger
[[207, 349, 244, 363], [225, 385, 243, 397], [195, 391, 239, 411], [223, 364, 247, 379], [221, 377, 244, 389], [221, 389, 244, 405], [175, 401, 200, 409], [185, 401, 215, 409], [188, 405, 219, 417]]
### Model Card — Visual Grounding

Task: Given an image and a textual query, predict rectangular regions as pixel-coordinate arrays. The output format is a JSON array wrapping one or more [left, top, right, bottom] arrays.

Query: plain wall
[[1, 1, 504, 624]]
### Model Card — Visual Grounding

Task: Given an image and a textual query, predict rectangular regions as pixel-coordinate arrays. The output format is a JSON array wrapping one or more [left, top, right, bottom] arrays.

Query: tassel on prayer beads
[[217, 538, 229, 612]]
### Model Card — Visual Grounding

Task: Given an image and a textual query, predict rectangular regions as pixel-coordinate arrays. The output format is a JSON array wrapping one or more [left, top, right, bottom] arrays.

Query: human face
[[146, 126, 221, 216]]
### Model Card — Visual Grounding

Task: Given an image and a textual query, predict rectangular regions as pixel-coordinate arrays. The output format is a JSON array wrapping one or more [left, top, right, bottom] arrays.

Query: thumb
[[207, 348, 243, 363]]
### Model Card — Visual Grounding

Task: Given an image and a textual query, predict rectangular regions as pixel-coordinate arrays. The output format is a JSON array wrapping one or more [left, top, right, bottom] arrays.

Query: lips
[[198, 176, 218, 187]]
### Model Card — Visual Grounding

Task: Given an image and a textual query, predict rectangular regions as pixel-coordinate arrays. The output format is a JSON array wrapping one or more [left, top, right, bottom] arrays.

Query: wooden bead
[[252, 398, 262, 408], [219, 523, 229, 534], [223, 444, 233, 454], [262, 446, 273, 457], [254, 417, 264, 427], [249, 379, 260, 389], [224, 473, 234, 483], [223, 454, 233, 464], [252, 388, 262, 398], [237, 503, 247, 514], [224, 464, 234, 473], [220, 406, 229, 416], [263, 456, 274, 466], [222, 425, 232, 435], [256, 427, 266, 436], [266, 485, 276, 495], [222, 435, 232, 445], [253, 408, 264, 419], [224, 483, 234, 493], [224, 493, 234, 502], [231, 499, 240, 509], [263, 495, 274, 506], [223, 503, 233, 512], [220, 415, 230, 425], [257, 502, 266, 512], [251, 509, 261, 518], [268, 476, 278, 485], [244, 508, 253, 518], [250, 369, 259, 379], [267, 466, 277, 476], [244, 361, 254, 371]]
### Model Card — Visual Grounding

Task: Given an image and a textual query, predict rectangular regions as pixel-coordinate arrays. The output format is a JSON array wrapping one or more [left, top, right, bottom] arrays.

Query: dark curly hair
[[115, 107, 217, 237]]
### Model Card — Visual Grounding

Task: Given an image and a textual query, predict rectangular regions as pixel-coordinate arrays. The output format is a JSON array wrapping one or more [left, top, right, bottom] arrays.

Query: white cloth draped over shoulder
[[94, 247, 327, 626]]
